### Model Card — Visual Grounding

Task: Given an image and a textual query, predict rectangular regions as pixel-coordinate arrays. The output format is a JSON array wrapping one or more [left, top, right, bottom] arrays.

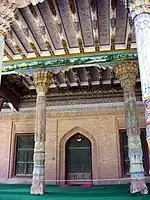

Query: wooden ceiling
[[3, 0, 136, 61]]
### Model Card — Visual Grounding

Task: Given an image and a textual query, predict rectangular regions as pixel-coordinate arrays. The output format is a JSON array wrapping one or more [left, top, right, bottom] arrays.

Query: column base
[[30, 180, 45, 195], [130, 179, 148, 194]]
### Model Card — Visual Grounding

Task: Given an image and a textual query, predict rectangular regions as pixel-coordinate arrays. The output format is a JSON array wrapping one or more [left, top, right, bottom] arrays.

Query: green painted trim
[[3, 49, 137, 65], [2, 51, 137, 73]]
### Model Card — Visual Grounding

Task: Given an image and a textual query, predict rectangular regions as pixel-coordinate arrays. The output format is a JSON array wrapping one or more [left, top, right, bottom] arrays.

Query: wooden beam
[[98, 68, 103, 87], [68, 0, 84, 53], [51, 0, 70, 54], [4, 49, 13, 61], [4, 44, 14, 60], [28, 4, 55, 55], [16, 9, 41, 57], [110, 69, 115, 87], [73, 69, 81, 88], [90, 0, 99, 51], [85, 68, 92, 88], [110, 0, 117, 50], [125, 14, 133, 49], [53, 74, 60, 90], [64, 71, 71, 89], [12, 30, 27, 58]]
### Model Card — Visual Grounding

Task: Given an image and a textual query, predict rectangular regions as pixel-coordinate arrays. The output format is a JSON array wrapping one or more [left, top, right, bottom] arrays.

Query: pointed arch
[[60, 126, 97, 149], [58, 126, 98, 184]]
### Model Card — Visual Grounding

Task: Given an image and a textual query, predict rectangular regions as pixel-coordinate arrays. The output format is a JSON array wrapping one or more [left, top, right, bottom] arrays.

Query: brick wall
[[0, 107, 146, 184]]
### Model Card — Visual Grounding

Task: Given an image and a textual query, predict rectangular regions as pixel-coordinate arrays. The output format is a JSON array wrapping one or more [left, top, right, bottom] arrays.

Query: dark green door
[[65, 133, 92, 183]]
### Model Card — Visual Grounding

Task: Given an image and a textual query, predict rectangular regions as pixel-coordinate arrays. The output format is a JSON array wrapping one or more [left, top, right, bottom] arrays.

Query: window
[[120, 129, 149, 177], [15, 135, 34, 176]]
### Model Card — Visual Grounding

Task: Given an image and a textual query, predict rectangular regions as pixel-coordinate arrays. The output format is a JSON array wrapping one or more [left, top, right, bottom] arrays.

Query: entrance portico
[[0, 0, 150, 196]]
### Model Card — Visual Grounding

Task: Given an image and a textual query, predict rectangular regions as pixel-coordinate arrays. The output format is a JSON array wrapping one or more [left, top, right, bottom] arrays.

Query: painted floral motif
[[134, 14, 150, 101], [114, 62, 148, 194], [2, 52, 137, 73]]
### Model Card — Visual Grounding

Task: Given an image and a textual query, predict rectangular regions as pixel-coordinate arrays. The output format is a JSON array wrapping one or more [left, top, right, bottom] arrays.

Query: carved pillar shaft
[[0, 32, 5, 84], [128, 1, 150, 168], [31, 70, 52, 195], [145, 99, 150, 156], [114, 62, 148, 194]]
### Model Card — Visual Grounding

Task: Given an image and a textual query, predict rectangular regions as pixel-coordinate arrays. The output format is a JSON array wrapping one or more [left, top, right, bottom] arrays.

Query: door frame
[[65, 133, 92, 184], [58, 127, 98, 185]]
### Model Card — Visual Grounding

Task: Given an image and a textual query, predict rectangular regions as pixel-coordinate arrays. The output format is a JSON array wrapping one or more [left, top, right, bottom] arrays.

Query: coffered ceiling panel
[[3, 0, 136, 61]]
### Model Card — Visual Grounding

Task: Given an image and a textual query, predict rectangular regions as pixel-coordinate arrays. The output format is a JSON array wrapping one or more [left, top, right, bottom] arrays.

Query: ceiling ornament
[[0, 0, 44, 86], [17, 0, 45, 8], [49, 2, 69, 55], [68, 0, 83, 53], [68, 0, 76, 15], [121, 0, 150, 14], [27, 4, 54, 56], [90, 2, 99, 52], [0, 0, 45, 33], [0, 0, 17, 33], [110, 0, 117, 51]]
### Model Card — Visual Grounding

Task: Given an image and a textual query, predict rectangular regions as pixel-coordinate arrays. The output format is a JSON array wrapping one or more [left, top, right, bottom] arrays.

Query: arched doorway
[[65, 133, 92, 184]]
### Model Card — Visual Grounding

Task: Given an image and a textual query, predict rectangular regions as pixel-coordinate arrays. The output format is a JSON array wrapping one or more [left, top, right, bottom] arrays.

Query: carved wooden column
[[114, 61, 148, 194], [30, 70, 52, 195], [128, 1, 150, 169], [0, 32, 5, 84]]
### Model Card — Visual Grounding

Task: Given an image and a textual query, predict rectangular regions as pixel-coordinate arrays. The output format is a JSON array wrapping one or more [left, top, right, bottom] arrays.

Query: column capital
[[114, 61, 138, 90], [33, 70, 53, 94], [128, 0, 150, 20], [0, 1, 18, 34]]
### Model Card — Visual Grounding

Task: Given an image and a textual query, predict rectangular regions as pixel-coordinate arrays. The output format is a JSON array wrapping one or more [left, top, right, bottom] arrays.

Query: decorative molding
[[0, 1, 45, 33], [3, 51, 137, 73], [0, 101, 144, 116], [20, 96, 123, 108], [19, 87, 142, 108], [0, 1, 17, 33]]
